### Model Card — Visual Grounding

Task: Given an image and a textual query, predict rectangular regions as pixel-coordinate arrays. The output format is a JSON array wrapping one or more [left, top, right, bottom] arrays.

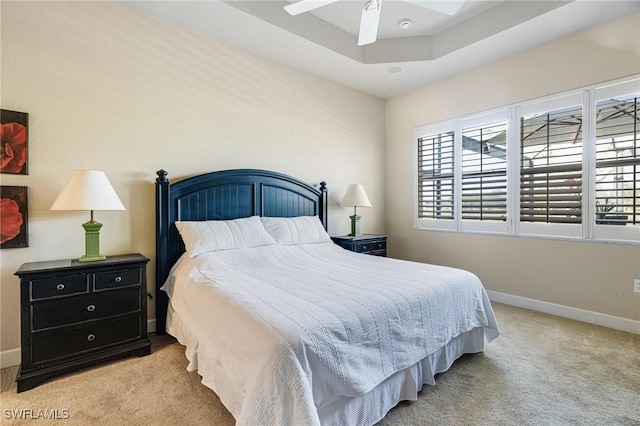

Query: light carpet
[[1, 303, 639, 425]]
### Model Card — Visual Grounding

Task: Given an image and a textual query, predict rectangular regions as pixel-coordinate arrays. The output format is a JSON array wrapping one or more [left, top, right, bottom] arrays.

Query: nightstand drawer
[[94, 267, 141, 291], [31, 315, 141, 364], [354, 242, 373, 253], [31, 287, 140, 331], [331, 235, 388, 257], [30, 274, 89, 301], [371, 240, 386, 252]]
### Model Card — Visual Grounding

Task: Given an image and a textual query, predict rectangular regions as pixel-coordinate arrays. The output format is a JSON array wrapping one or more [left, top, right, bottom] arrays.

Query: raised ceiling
[[118, 1, 640, 99]]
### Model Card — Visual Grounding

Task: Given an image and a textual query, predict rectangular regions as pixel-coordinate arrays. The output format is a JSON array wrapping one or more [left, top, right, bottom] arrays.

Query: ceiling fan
[[284, 0, 466, 46]]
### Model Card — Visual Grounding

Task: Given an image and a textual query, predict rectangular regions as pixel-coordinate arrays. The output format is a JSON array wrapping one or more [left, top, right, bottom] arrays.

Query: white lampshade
[[50, 170, 125, 211], [341, 184, 372, 208]]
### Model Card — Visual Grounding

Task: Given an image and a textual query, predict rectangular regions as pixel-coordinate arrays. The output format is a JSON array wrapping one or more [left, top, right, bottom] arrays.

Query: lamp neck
[[90, 210, 95, 223]]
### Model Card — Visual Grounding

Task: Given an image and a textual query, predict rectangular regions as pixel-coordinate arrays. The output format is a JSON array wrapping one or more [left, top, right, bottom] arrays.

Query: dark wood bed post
[[155, 169, 170, 335], [319, 181, 328, 230]]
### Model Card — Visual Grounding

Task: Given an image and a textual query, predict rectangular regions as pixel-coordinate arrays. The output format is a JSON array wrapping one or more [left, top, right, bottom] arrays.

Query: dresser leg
[[16, 370, 51, 393], [15, 340, 151, 392]]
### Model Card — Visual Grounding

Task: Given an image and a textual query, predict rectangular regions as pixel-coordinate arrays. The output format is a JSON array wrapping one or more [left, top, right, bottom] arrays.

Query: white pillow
[[261, 216, 331, 245], [176, 216, 276, 257]]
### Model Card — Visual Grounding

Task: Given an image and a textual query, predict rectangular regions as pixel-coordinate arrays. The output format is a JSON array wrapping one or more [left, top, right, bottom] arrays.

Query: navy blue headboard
[[155, 169, 328, 334]]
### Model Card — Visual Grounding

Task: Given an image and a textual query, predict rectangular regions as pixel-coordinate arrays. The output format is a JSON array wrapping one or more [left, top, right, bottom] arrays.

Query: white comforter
[[163, 242, 499, 425]]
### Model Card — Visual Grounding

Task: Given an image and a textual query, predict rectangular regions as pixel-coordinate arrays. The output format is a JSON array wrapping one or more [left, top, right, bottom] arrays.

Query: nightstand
[[14, 253, 151, 392], [331, 235, 388, 257]]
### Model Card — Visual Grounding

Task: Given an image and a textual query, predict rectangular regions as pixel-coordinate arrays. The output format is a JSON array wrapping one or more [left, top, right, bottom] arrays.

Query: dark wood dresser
[[331, 234, 388, 257], [14, 253, 151, 392]]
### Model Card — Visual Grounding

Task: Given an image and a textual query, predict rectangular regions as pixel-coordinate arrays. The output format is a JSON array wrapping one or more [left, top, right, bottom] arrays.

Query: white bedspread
[[163, 242, 499, 426]]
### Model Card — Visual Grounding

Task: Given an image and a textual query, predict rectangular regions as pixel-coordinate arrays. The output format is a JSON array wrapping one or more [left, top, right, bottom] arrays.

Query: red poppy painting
[[1, 109, 28, 175], [1, 186, 28, 249]]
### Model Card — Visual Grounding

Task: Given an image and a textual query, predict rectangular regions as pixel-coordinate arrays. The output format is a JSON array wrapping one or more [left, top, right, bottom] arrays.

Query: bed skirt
[[166, 302, 487, 426]]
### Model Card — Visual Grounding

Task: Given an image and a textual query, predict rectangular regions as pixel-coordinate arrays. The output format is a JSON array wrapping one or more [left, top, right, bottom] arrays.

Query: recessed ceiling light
[[399, 19, 412, 30], [387, 66, 404, 74]]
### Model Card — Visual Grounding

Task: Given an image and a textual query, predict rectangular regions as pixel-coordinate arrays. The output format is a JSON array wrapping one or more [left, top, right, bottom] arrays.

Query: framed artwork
[[1, 186, 28, 249], [1, 109, 28, 175]]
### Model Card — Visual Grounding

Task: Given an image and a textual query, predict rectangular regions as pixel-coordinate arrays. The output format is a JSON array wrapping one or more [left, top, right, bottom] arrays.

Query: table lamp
[[341, 184, 371, 236], [50, 169, 125, 262]]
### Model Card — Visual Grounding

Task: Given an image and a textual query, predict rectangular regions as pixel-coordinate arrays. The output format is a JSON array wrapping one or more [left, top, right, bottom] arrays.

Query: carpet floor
[[1, 302, 639, 425]]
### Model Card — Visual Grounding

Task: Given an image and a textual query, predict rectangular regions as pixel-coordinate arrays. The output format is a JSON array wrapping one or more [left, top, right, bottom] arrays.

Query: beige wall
[[385, 12, 640, 322], [0, 2, 385, 355]]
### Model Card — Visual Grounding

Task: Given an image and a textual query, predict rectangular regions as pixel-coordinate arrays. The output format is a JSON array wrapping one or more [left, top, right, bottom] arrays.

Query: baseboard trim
[[0, 348, 21, 370], [1, 319, 159, 369], [487, 290, 640, 335], [148, 318, 156, 334]]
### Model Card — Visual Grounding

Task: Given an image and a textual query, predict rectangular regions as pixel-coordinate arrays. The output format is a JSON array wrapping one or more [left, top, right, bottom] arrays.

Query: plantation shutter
[[461, 121, 508, 221], [417, 132, 455, 219], [520, 105, 583, 224], [595, 95, 640, 225]]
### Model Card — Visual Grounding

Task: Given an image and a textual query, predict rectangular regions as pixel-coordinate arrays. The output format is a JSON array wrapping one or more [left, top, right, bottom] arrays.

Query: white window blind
[[461, 121, 508, 221], [414, 76, 639, 243], [520, 105, 583, 224], [595, 95, 639, 226], [417, 132, 455, 220]]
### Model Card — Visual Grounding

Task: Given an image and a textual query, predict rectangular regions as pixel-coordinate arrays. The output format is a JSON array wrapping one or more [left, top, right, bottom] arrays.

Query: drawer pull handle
[[87, 334, 96, 342], [114, 276, 122, 283], [87, 304, 96, 312], [56, 284, 65, 291]]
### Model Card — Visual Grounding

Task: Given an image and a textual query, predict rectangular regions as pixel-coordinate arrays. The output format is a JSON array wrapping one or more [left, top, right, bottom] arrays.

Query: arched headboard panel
[[155, 169, 328, 334]]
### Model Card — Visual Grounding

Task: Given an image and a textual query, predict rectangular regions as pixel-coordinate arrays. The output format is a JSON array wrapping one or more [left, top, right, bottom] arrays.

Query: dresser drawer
[[94, 267, 141, 291], [31, 315, 141, 365], [30, 274, 88, 301], [31, 287, 140, 331]]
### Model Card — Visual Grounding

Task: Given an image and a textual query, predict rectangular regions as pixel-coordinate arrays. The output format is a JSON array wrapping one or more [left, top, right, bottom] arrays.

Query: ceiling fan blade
[[284, 0, 341, 16], [358, 0, 381, 46], [406, 0, 465, 15]]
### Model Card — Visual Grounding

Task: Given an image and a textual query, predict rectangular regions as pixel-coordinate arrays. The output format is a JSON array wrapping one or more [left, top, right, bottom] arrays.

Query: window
[[595, 95, 639, 226], [520, 105, 583, 225], [414, 76, 640, 243], [417, 130, 455, 222], [462, 121, 508, 222]]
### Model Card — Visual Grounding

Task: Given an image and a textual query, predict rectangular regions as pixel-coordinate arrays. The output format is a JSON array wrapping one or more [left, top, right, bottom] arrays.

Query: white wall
[[385, 12, 640, 324], [0, 2, 385, 358]]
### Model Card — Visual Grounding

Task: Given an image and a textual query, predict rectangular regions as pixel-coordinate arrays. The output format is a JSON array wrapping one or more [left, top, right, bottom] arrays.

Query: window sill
[[412, 225, 640, 246]]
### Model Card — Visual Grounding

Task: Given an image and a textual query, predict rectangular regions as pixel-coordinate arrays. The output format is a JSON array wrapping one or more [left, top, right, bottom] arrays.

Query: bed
[[155, 168, 499, 426]]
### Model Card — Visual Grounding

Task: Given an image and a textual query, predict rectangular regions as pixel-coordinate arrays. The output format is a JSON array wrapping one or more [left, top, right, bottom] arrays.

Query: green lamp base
[[80, 221, 106, 262], [348, 214, 362, 237], [79, 254, 107, 262]]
